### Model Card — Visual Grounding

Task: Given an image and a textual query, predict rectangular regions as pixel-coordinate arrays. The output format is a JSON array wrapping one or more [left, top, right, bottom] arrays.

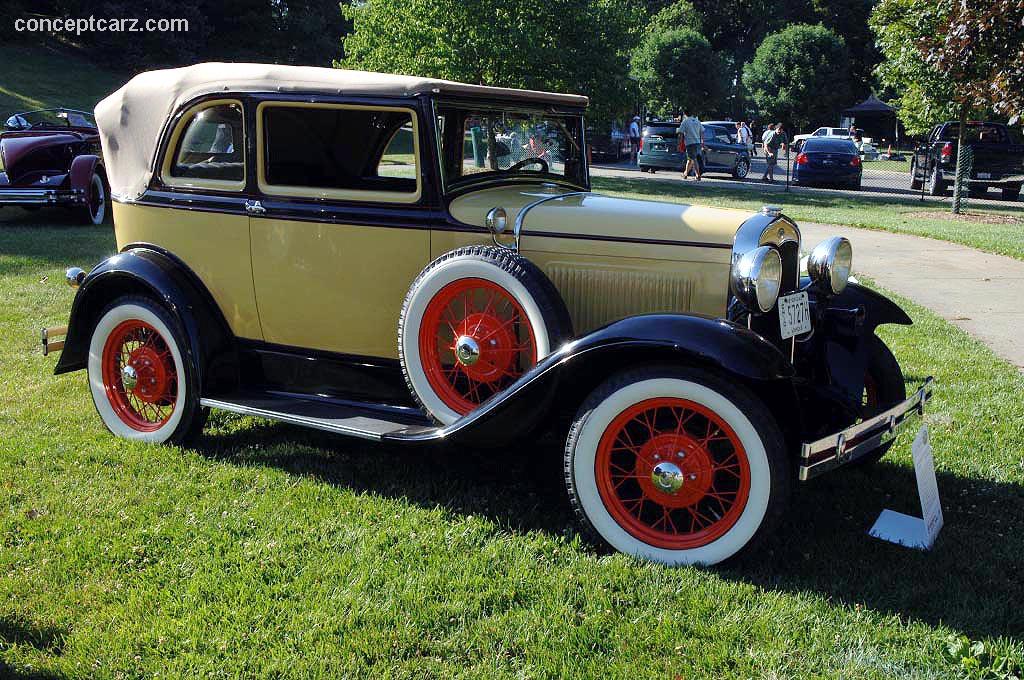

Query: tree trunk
[[952, 104, 968, 215]]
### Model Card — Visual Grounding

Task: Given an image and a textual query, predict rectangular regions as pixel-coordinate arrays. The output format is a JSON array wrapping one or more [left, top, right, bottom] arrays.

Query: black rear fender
[[55, 246, 238, 394]]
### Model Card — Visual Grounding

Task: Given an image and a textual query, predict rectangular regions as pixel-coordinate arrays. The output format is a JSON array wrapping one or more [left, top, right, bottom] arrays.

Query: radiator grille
[[546, 264, 695, 334]]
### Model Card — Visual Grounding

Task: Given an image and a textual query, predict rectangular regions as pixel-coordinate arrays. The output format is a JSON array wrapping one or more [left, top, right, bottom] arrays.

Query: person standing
[[761, 123, 778, 182], [737, 121, 753, 159], [677, 108, 704, 181], [628, 115, 642, 164]]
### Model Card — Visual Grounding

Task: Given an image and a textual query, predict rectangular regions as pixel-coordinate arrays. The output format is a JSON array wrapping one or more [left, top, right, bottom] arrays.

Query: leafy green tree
[[869, 0, 956, 135], [741, 24, 851, 131], [341, 0, 636, 124], [630, 28, 728, 116], [646, 0, 701, 34]]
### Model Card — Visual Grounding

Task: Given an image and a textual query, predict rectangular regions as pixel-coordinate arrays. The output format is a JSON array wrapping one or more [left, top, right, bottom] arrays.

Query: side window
[[814, 128, 825, 136], [165, 101, 244, 187], [258, 103, 420, 203]]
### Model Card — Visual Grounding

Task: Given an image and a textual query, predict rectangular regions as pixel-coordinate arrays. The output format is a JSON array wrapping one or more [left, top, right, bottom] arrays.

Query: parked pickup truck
[[910, 121, 1024, 200]]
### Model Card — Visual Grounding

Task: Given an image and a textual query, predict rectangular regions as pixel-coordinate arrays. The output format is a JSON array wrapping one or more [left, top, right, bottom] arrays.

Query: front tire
[[87, 295, 203, 444], [564, 366, 789, 566], [929, 167, 947, 196], [853, 335, 906, 466], [732, 158, 750, 179]]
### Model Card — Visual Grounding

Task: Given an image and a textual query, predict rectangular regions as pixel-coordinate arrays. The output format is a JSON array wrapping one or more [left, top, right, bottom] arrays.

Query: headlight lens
[[807, 236, 853, 295], [731, 245, 783, 313]]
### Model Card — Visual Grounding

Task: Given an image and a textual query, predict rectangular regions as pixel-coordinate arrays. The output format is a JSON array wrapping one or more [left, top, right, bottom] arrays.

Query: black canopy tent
[[843, 94, 904, 148]]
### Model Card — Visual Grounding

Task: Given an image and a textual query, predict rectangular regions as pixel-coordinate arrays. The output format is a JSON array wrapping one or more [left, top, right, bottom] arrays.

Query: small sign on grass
[[869, 425, 943, 550]]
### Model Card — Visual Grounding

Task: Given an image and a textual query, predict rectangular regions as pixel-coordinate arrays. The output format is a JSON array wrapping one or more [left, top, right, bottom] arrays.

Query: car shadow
[[0, 616, 68, 679], [193, 417, 1024, 642]]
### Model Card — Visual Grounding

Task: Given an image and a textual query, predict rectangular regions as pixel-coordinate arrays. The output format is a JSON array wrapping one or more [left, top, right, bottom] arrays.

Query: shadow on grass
[[0, 616, 68, 679], [195, 417, 1024, 642], [0, 218, 114, 277]]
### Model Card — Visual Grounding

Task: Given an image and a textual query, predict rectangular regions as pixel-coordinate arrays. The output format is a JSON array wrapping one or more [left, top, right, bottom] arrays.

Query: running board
[[200, 392, 438, 441]]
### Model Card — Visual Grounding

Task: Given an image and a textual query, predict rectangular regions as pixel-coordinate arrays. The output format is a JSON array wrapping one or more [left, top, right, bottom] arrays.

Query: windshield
[[5, 109, 96, 130], [435, 102, 587, 191]]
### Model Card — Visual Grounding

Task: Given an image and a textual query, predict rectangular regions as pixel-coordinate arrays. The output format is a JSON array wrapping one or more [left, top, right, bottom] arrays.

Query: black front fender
[[829, 281, 912, 331], [55, 246, 238, 393], [388, 314, 797, 447]]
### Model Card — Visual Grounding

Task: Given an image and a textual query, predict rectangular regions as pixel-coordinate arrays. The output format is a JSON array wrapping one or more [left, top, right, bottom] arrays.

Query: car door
[[702, 125, 732, 169], [248, 99, 432, 358]]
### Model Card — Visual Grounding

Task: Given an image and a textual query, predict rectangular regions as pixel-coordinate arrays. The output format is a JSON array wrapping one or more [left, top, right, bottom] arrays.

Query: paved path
[[799, 222, 1024, 369]]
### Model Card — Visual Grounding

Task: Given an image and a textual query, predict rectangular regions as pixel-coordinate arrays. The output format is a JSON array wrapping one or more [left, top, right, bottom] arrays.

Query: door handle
[[245, 200, 266, 216]]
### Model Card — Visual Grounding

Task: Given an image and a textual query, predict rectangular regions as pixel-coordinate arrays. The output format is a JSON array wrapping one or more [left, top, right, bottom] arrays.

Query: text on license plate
[[977, 172, 991, 179], [778, 292, 811, 339], [651, 144, 667, 151]]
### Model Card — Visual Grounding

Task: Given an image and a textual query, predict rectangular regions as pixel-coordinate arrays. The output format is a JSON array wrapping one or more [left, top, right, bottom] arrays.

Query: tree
[[869, 0, 957, 136], [741, 24, 852, 131], [872, 0, 1024, 212], [341, 0, 636, 124], [646, 0, 701, 34], [630, 28, 728, 116]]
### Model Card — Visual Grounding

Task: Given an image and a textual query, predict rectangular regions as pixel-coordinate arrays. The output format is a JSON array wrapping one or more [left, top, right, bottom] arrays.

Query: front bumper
[[799, 377, 934, 480], [0, 187, 85, 207]]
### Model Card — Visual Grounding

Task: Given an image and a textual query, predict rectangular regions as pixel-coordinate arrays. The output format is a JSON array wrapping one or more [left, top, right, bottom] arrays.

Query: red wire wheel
[[100, 319, 178, 432], [418, 277, 537, 415], [595, 397, 751, 550]]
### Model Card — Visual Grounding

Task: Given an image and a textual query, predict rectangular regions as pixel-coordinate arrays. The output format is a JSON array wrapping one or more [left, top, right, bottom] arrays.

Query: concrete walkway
[[800, 222, 1024, 369]]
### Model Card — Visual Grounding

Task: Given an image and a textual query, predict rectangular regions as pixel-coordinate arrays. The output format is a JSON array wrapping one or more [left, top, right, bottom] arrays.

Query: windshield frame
[[432, 98, 590, 196]]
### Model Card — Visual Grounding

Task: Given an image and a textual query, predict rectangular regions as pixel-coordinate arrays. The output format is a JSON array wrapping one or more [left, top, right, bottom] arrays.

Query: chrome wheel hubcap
[[651, 461, 684, 494], [454, 335, 481, 366], [121, 364, 138, 391]]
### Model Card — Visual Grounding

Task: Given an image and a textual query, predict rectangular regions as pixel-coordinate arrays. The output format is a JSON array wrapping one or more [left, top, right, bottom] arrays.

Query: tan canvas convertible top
[[94, 62, 590, 200]]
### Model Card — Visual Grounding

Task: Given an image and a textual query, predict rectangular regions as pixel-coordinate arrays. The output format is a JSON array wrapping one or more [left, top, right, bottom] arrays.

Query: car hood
[[448, 184, 748, 251], [0, 131, 82, 182]]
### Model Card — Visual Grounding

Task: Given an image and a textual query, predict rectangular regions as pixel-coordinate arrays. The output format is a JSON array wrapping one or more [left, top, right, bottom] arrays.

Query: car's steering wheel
[[508, 157, 549, 173]]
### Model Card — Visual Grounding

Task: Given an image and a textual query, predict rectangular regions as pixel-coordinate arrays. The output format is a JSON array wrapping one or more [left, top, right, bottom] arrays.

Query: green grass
[[3, 222, 1024, 678], [0, 43, 126, 116], [594, 176, 1024, 261], [863, 159, 911, 174]]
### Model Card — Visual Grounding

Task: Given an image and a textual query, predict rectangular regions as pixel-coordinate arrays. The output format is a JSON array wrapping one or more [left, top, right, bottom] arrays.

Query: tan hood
[[448, 184, 750, 251]]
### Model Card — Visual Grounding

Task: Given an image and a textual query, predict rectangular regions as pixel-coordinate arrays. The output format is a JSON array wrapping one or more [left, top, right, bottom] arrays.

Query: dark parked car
[[587, 123, 630, 162], [793, 138, 862, 190], [638, 121, 750, 178], [0, 108, 108, 224], [910, 121, 1024, 200]]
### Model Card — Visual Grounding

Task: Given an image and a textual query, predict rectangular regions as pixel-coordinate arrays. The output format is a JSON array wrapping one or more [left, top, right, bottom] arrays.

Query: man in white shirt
[[676, 109, 704, 180], [737, 121, 753, 157], [628, 116, 641, 163]]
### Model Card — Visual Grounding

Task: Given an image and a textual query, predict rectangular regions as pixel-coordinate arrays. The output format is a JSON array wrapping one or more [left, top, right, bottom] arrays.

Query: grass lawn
[[863, 159, 911, 174], [2, 219, 1024, 678], [0, 43, 126, 116], [593, 176, 1024, 262]]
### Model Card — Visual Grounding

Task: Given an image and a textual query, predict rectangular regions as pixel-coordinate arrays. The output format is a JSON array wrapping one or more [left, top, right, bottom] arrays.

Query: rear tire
[[80, 172, 108, 225], [928, 167, 947, 196], [87, 295, 204, 444], [564, 366, 789, 566], [910, 160, 923, 190]]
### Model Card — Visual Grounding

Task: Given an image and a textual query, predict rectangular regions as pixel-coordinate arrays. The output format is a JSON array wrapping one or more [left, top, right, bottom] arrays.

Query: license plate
[[652, 143, 667, 151], [977, 172, 991, 179], [778, 292, 811, 339]]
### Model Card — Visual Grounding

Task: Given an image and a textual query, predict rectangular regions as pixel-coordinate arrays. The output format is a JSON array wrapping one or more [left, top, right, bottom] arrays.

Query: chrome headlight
[[807, 237, 852, 295], [731, 245, 782, 313]]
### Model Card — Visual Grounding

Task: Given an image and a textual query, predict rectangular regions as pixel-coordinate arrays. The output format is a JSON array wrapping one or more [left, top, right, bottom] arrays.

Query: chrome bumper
[[0, 188, 84, 206], [799, 377, 934, 481]]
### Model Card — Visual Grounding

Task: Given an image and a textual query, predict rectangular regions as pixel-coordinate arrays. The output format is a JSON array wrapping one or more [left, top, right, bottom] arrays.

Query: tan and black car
[[43, 64, 932, 565]]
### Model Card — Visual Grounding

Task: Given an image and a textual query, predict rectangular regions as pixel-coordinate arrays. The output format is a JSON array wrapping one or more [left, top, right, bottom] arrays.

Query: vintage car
[[0, 108, 109, 224], [42, 64, 933, 566]]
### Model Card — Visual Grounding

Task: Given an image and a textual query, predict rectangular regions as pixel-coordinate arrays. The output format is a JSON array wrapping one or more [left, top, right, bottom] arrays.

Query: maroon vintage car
[[0, 108, 108, 224]]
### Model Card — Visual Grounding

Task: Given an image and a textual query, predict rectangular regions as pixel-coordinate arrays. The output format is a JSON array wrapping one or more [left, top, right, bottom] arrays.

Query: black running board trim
[[200, 395, 435, 441]]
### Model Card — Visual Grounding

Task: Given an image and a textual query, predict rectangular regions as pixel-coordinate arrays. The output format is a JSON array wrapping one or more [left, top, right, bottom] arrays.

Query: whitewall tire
[[87, 296, 203, 444], [399, 245, 571, 425], [83, 172, 107, 225], [564, 366, 789, 566]]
